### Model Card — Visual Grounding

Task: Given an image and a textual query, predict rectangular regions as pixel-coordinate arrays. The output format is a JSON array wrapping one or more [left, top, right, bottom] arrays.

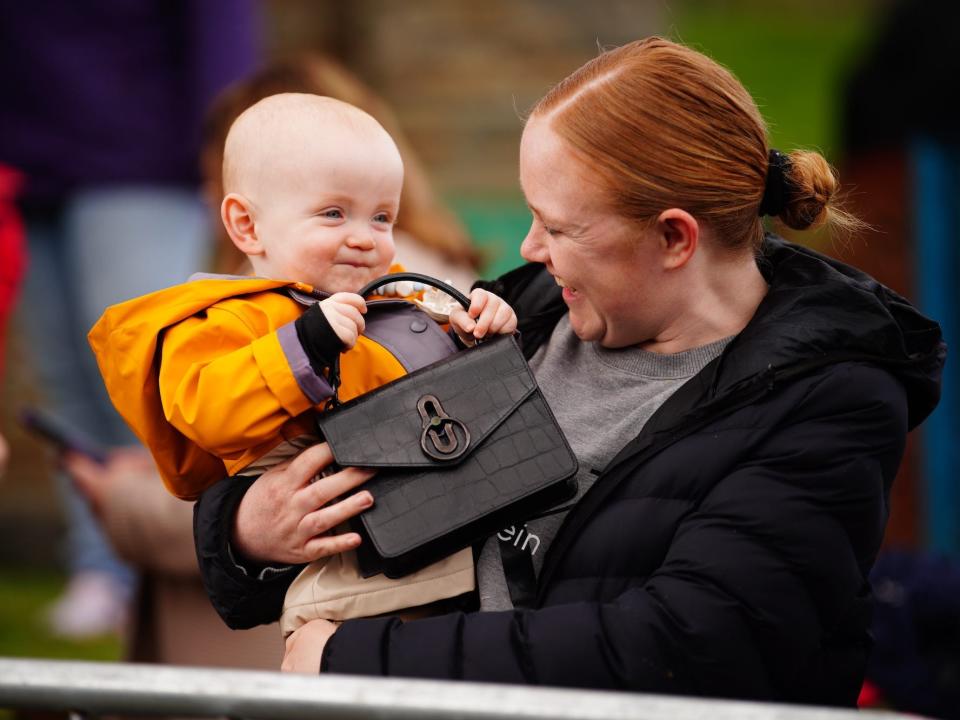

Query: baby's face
[[251, 127, 403, 293]]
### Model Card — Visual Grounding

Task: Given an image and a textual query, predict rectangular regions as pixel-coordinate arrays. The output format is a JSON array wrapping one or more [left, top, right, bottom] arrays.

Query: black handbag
[[317, 273, 578, 579]]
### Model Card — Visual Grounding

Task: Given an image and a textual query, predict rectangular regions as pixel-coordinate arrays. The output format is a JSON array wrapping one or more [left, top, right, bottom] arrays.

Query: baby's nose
[[346, 230, 376, 250]]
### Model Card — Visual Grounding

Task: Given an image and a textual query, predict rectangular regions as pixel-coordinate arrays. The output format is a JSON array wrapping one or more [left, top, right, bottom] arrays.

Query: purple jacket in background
[[0, 0, 260, 208]]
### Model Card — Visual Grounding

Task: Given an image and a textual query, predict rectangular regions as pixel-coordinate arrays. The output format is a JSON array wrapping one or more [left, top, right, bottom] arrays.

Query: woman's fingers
[[302, 529, 363, 561], [300, 465, 374, 511], [300, 487, 373, 536], [286, 442, 337, 486]]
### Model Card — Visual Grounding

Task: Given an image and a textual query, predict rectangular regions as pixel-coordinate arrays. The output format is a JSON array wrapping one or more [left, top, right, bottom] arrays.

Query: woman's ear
[[221, 193, 263, 257], [655, 208, 699, 270]]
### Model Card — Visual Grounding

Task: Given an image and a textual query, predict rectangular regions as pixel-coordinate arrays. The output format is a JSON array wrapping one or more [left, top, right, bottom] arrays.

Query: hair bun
[[778, 150, 837, 231]]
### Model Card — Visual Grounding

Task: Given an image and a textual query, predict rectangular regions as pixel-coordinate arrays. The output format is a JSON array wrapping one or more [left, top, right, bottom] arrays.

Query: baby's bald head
[[222, 93, 401, 201], [218, 93, 404, 291]]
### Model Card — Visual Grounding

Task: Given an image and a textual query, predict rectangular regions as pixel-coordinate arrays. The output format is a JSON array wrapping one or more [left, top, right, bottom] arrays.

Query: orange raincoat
[[89, 274, 417, 500]]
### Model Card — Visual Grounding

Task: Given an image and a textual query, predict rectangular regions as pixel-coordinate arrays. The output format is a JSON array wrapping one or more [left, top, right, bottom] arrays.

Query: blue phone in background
[[18, 407, 108, 465]]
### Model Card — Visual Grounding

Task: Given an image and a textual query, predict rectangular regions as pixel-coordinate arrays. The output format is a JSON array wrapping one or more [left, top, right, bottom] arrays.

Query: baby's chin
[[311, 265, 389, 294]]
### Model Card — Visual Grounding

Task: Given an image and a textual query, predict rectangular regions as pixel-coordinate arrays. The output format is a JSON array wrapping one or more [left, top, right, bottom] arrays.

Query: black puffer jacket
[[194, 236, 944, 705]]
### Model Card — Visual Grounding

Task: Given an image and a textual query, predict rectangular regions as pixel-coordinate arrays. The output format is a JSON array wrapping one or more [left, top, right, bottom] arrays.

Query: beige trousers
[[280, 546, 475, 637]]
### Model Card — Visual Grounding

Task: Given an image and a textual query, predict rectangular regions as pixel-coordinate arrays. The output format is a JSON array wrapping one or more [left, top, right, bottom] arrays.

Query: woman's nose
[[520, 226, 546, 263]]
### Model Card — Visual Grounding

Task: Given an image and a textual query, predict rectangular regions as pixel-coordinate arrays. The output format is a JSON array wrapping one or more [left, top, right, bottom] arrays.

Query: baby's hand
[[319, 293, 367, 349], [448, 289, 518, 345]]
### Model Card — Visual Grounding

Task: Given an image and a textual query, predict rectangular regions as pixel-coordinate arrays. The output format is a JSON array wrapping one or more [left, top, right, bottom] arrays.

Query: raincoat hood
[[88, 277, 305, 498], [717, 236, 945, 430]]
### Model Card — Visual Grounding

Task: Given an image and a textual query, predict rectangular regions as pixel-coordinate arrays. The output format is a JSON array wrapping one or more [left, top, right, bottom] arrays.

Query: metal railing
[[0, 657, 911, 720]]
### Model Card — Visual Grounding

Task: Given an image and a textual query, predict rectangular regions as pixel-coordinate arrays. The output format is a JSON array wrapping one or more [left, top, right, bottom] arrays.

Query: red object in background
[[858, 679, 885, 709], [0, 163, 25, 383]]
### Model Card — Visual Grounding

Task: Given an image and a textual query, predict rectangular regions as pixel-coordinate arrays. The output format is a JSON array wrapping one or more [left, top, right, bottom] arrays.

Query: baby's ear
[[221, 193, 263, 256]]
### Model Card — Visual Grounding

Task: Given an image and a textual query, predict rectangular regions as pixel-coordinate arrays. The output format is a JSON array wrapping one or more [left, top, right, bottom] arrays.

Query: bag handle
[[326, 273, 472, 408], [358, 272, 471, 309]]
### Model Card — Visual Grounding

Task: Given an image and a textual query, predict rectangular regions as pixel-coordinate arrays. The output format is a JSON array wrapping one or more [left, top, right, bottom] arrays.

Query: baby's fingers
[[448, 307, 475, 335], [338, 303, 366, 332], [328, 292, 367, 313], [473, 298, 505, 339], [468, 289, 489, 320], [489, 302, 518, 335], [329, 303, 365, 344]]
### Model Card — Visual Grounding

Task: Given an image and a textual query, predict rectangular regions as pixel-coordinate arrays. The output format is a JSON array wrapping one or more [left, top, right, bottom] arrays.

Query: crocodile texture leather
[[317, 334, 578, 578]]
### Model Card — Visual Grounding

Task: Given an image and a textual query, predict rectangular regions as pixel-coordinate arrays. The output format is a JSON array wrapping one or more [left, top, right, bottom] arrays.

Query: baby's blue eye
[[322, 209, 343, 219], [373, 213, 391, 224]]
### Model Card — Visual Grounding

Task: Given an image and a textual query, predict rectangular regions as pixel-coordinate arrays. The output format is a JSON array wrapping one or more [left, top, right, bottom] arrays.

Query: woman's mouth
[[556, 276, 580, 301]]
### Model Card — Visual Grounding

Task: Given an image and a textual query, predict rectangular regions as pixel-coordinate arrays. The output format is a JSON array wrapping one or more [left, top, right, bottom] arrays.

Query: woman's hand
[[232, 442, 375, 565], [281, 619, 339, 674]]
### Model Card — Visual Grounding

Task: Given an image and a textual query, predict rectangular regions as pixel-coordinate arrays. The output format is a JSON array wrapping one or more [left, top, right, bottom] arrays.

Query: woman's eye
[[543, 223, 560, 236]]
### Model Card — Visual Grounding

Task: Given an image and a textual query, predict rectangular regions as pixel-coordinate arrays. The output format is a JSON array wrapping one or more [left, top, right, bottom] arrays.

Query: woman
[[194, 38, 944, 704]]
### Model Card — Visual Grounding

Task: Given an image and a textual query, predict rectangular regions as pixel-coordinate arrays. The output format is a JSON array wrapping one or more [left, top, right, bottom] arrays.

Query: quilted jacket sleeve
[[194, 474, 301, 629], [321, 364, 908, 699]]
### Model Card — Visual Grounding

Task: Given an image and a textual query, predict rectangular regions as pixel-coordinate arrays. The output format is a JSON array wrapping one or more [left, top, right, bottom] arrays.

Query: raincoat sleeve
[[159, 303, 317, 459]]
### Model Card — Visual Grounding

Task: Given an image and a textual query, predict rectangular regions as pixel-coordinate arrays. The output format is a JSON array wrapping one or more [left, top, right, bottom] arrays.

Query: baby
[[90, 93, 517, 635]]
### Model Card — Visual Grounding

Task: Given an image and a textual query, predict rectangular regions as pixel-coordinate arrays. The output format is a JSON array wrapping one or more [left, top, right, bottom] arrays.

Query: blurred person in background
[[201, 53, 481, 290], [60, 448, 283, 669], [0, 164, 25, 477], [0, 1, 258, 637]]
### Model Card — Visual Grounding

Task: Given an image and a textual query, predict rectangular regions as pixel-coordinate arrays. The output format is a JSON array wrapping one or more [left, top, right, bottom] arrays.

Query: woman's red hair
[[532, 37, 858, 250]]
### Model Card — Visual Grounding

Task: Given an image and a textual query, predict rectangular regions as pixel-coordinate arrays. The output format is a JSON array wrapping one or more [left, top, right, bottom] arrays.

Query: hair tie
[[758, 149, 791, 217]]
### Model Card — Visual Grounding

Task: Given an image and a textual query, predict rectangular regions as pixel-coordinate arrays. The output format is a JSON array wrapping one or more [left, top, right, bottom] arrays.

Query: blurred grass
[[0, 566, 122, 661], [452, 196, 532, 278], [456, 1, 880, 274]]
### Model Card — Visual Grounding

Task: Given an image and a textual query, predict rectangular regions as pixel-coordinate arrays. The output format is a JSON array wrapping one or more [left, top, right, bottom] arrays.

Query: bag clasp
[[417, 395, 470, 461]]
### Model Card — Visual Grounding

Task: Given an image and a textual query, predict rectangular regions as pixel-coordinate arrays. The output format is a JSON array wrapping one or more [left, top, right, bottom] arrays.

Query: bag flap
[[318, 334, 536, 468]]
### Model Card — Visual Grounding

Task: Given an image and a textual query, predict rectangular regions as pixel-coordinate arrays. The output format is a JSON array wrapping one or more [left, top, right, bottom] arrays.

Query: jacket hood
[[88, 276, 299, 499], [717, 235, 945, 430], [493, 235, 945, 432]]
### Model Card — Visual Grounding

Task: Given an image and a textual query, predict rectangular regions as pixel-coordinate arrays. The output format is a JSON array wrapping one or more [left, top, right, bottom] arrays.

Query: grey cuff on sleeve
[[225, 540, 297, 582], [277, 321, 335, 405]]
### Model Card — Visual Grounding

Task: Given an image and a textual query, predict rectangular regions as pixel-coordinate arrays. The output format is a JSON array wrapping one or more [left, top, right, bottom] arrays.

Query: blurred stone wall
[[262, 0, 664, 195]]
